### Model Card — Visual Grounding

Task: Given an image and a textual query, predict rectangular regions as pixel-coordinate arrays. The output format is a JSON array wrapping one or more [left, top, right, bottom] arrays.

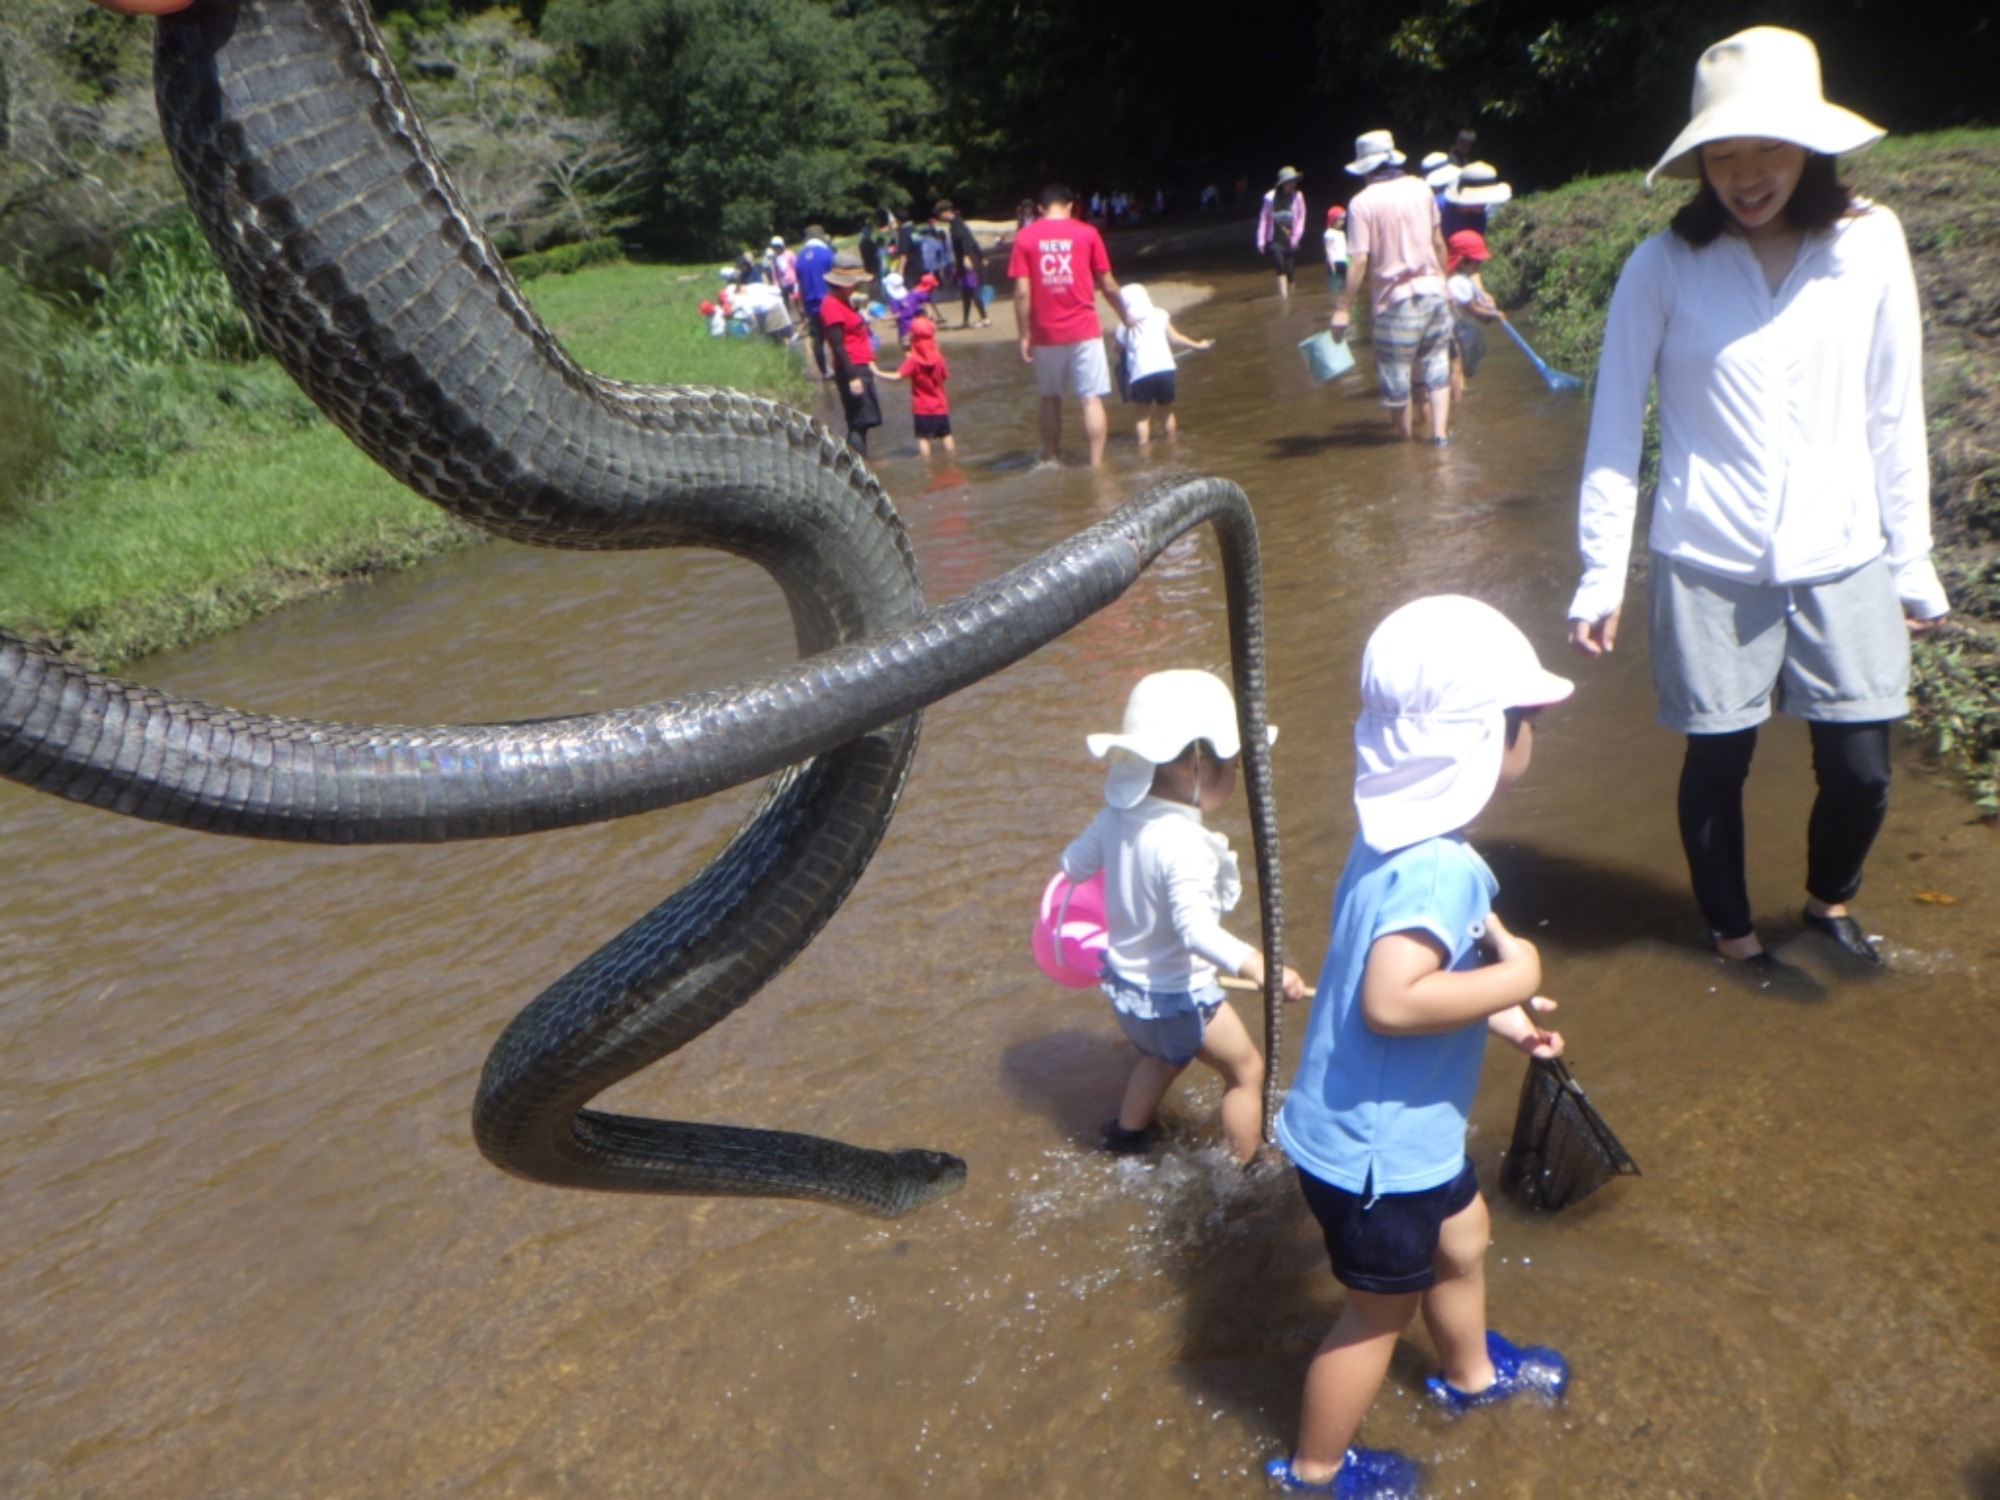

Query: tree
[[388, 8, 644, 253], [542, 0, 951, 254], [0, 0, 184, 274]]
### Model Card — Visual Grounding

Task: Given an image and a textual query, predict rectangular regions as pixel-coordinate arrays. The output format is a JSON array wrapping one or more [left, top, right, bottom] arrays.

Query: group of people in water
[[1055, 26, 1951, 1496]]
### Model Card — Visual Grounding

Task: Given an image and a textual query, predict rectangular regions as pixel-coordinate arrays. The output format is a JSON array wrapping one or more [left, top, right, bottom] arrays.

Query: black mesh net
[[1500, 1056, 1641, 1212]]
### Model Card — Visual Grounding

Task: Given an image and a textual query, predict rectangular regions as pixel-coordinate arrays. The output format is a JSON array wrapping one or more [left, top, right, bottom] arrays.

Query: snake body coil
[[0, 0, 1285, 1216]]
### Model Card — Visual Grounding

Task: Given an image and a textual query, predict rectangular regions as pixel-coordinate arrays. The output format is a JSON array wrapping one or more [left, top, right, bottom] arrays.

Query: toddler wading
[[1060, 671, 1305, 1163], [1267, 598, 1576, 1497]]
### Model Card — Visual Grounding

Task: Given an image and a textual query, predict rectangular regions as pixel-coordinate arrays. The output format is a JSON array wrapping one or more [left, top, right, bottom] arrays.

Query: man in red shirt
[[1007, 184, 1132, 467]]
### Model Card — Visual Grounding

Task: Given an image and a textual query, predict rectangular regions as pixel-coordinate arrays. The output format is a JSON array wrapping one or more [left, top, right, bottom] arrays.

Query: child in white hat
[[1265, 597, 1574, 1497], [1059, 670, 1305, 1163]]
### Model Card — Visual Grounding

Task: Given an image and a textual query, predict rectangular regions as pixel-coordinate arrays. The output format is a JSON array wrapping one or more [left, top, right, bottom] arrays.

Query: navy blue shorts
[[1128, 371, 1176, 406], [913, 413, 952, 439], [1297, 1158, 1480, 1295]]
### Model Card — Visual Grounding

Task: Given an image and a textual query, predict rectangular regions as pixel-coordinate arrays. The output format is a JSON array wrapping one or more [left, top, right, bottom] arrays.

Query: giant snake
[[0, 0, 1286, 1217]]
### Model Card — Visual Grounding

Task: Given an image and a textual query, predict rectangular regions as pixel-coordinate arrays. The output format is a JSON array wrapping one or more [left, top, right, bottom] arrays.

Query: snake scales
[[0, 0, 1286, 1216]]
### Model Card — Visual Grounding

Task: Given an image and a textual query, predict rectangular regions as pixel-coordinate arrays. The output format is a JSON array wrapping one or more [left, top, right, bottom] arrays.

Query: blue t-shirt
[[1275, 833, 1498, 1194], [795, 241, 833, 313]]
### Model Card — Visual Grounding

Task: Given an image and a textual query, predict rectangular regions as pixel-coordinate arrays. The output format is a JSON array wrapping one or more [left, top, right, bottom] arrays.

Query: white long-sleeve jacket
[[1061, 798, 1254, 989], [1570, 205, 1949, 625]]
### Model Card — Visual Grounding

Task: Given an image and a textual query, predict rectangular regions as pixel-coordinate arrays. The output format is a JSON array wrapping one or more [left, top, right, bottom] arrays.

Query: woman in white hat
[[1059, 670, 1304, 1161], [1257, 167, 1308, 299], [1568, 26, 1951, 970]]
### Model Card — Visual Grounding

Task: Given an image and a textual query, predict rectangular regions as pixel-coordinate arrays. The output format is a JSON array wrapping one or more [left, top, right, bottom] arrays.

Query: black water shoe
[[1099, 1121, 1160, 1155], [1803, 909, 1884, 966]]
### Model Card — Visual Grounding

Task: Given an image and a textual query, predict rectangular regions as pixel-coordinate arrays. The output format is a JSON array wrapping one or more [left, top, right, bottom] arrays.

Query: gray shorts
[[1646, 553, 1910, 734]]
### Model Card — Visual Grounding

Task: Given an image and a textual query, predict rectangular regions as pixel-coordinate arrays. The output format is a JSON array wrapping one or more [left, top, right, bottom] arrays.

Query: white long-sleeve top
[[1570, 205, 1948, 625], [1060, 798, 1255, 988]]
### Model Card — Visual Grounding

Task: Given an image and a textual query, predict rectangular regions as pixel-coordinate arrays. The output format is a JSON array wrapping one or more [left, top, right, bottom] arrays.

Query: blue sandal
[[1263, 1448, 1422, 1497], [1425, 1329, 1569, 1413]]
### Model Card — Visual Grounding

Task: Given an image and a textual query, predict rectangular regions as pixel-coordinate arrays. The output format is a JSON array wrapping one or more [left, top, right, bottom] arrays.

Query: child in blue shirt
[[1266, 596, 1576, 1498]]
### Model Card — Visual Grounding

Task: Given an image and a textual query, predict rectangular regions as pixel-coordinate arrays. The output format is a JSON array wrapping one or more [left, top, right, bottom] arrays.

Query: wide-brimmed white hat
[[1424, 160, 1463, 191], [1444, 162, 1513, 207], [1346, 130, 1406, 176], [1648, 26, 1884, 186], [1352, 597, 1572, 853], [1275, 165, 1304, 186], [1087, 669, 1278, 810]]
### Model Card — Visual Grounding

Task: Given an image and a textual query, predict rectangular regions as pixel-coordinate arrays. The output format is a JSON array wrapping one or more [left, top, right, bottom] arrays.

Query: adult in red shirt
[[1007, 183, 1132, 467], [817, 253, 883, 455]]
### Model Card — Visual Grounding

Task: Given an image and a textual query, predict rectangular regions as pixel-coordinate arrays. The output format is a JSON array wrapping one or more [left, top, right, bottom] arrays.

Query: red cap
[[1325, 204, 1347, 222], [1446, 229, 1490, 266]]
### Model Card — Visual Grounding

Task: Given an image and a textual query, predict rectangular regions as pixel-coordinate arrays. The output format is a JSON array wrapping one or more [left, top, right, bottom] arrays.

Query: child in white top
[[1323, 205, 1349, 295], [1061, 670, 1304, 1162], [1113, 284, 1214, 445]]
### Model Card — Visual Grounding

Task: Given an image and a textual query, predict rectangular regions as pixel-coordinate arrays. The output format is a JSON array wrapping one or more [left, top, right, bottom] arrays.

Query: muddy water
[[4, 263, 1997, 1499]]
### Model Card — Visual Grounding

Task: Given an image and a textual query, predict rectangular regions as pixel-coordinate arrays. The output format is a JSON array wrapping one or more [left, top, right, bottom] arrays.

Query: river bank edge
[[10, 158, 1996, 811]]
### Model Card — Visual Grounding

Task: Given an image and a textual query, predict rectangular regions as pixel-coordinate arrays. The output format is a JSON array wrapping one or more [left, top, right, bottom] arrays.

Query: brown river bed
[[4, 262, 1997, 1499]]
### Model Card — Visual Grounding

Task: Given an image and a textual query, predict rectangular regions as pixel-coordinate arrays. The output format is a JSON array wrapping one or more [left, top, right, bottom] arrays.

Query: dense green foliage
[[1321, 0, 2000, 189], [505, 233, 625, 279], [542, 0, 948, 254]]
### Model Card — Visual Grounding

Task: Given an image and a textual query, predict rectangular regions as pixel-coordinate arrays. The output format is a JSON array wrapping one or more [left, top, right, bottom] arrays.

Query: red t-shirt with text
[[1007, 218, 1111, 345]]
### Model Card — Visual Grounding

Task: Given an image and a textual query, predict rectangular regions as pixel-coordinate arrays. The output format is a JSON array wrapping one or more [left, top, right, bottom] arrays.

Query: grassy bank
[[0, 259, 805, 667], [1486, 129, 2000, 813]]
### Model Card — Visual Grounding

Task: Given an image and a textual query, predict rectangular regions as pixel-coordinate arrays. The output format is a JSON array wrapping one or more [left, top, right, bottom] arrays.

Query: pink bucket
[[1032, 870, 1108, 989]]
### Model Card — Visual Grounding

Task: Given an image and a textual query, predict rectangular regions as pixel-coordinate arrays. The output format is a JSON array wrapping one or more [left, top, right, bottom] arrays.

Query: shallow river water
[[4, 259, 1997, 1499]]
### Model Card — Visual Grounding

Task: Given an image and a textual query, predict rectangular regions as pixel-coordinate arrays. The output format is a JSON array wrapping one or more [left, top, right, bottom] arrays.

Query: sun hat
[[768, 235, 785, 248], [1275, 165, 1304, 186], [1086, 669, 1278, 810], [1426, 162, 1463, 191], [909, 314, 937, 341], [822, 251, 869, 287], [1444, 163, 1513, 207], [1120, 283, 1155, 319], [1346, 130, 1407, 176], [1446, 229, 1490, 269], [1352, 597, 1573, 853], [1648, 26, 1884, 186], [1421, 151, 1450, 172]]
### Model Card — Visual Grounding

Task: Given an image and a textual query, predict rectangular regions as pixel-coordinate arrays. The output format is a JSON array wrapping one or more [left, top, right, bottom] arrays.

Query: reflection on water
[[3, 261, 1995, 1498]]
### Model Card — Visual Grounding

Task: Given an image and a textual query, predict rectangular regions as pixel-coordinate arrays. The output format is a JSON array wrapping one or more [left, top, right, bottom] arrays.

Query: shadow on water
[[1967, 1450, 2000, 1499], [999, 1027, 1133, 1149], [1478, 838, 1705, 951], [1265, 428, 1403, 459]]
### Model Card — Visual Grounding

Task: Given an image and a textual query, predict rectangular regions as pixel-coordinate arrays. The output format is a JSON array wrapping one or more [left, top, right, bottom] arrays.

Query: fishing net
[[1500, 1056, 1640, 1211]]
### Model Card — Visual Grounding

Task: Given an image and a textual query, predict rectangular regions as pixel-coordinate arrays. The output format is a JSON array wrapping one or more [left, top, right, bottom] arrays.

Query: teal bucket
[[1298, 329, 1356, 382]]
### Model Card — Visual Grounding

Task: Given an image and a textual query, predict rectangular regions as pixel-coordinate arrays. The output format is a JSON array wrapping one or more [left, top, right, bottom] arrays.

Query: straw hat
[[1346, 130, 1406, 176], [1444, 163, 1512, 207], [1648, 26, 1883, 185], [1425, 162, 1463, 191], [1087, 670, 1277, 810], [1352, 597, 1572, 853], [822, 251, 869, 287], [1275, 165, 1304, 187]]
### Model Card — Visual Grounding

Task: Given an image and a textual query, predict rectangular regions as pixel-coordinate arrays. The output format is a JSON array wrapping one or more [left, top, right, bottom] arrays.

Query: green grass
[[0, 260, 807, 667]]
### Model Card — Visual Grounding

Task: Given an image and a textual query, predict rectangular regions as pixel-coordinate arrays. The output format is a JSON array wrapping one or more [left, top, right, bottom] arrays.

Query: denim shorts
[[1297, 1158, 1480, 1295], [1100, 972, 1224, 1067]]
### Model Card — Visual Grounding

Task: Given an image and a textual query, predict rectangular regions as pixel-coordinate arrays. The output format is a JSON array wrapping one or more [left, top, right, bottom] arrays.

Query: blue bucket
[[1298, 329, 1356, 382]]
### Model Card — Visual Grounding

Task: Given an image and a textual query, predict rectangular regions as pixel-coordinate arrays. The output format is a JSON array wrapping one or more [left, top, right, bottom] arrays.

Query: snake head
[[881, 1149, 968, 1216]]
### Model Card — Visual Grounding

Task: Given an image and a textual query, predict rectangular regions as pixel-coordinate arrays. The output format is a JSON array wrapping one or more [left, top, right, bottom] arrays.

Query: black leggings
[[1677, 721, 1893, 940]]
